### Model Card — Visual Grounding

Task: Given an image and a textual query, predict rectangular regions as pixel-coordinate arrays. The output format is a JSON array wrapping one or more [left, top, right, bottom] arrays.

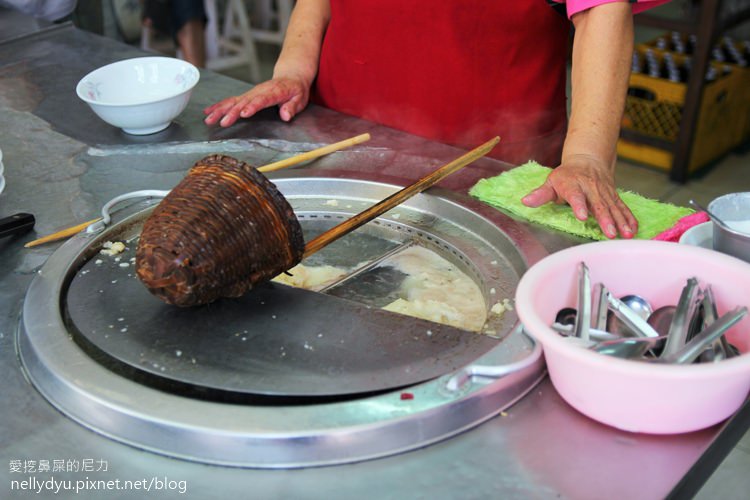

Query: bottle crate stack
[[617, 33, 750, 174]]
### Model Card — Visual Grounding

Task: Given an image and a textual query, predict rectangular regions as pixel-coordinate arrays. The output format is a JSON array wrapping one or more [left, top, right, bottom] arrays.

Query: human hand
[[203, 76, 310, 127], [521, 154, 638, 239]]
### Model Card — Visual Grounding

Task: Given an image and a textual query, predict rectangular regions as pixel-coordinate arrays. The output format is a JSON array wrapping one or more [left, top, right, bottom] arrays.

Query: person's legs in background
[[175, 16, 206, 67], [171, 0, 207, 67], [143, 0, 207, 67]]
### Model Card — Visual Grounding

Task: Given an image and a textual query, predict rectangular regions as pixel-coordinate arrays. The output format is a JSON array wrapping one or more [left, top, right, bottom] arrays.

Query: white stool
[[140, 0, 294, 82], [203, 0, 262, 81], [247, 0, 293, 45]]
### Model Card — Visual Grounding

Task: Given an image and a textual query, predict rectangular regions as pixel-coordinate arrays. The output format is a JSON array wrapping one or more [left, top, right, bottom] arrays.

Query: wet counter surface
[[1, 13, 748, 499]]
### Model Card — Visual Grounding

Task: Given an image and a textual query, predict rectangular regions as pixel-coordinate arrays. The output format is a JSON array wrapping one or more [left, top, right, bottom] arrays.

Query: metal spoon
[[660, 277, 701, 358], [591, 335, 667, 359], [647, 305, 676, 336], [607, 294, 661, 338], [593, 283, 610, 331], [555, 307, 577, 326], [698, 285, 730, 362], [573, 262, 592, 342], [606, 294, 654, 337], [552, 322, 619, 342], [656, 306, 748, 364], [621, 295, 654, 320]]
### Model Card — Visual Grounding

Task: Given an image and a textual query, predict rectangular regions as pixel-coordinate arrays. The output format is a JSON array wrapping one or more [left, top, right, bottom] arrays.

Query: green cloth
[[469, 162, 692, 240]]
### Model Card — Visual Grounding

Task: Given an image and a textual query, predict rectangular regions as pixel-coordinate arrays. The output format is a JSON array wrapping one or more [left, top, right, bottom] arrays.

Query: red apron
[[313, 0, 570, 166]]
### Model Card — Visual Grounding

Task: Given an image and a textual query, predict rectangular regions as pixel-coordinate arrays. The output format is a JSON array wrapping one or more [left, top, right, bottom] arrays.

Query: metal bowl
[[708, 192, 750, 263]]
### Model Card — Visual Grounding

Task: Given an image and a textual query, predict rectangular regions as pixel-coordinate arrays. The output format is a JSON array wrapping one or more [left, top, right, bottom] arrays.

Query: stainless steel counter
[[0, 6, 51, 43], [1, 13, 748, 499]]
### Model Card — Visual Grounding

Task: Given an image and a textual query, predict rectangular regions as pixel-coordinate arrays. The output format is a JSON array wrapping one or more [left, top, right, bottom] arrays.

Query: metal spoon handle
[[591, 336, 667, 359], [573, 262, 591, 341], [659, 306, 747, 364], [661, 277, 700, 357], [593, 283, 610, 331], [552, 323, 618, 341], [607, 294, 661, 338], [699, 285, 730, 361]]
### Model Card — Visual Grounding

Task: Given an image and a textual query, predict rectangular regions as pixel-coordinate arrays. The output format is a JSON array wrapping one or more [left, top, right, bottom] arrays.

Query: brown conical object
[[136, 154, 304, 307]]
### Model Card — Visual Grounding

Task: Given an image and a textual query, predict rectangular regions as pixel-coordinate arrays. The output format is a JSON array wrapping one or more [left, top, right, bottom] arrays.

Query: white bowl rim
[[516, 239, 750, 378], [76, 56, 200, 107]]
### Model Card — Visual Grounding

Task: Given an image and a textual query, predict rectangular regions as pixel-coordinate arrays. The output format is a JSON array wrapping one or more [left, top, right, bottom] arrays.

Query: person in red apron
[[204, 0, 667, 239]]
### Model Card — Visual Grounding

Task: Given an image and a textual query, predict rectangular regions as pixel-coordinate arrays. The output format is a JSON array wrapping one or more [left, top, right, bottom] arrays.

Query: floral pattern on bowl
[[174, 68, 199, 91], [84, 81, 103, 102]]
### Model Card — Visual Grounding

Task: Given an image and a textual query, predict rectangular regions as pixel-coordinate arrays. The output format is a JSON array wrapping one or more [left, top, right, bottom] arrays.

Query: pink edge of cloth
[[564, 0, 672, 18], [652, 212, 710, 242]]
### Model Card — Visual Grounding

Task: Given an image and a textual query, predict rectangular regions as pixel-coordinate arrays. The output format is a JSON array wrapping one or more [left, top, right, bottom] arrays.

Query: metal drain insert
[[63, 230, 500, 400]]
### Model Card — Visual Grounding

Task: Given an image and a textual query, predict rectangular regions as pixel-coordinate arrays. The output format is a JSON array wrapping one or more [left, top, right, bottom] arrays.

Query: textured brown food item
[[136, 154, 304, 307]]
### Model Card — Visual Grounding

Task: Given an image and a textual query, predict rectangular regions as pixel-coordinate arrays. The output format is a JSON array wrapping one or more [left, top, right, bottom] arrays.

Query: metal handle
[[574, 262, 592, 341], [658, 306, 747, 364], [86, 190, 170, 233], [0, 212, 35, 239], [660, 277, 700, 356], [607, 293, 661, 338], [444, 325, 543, 392]]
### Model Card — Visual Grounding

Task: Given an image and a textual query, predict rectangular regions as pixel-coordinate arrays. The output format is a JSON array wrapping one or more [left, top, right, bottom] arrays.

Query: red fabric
[[313, 1, 571, 166]]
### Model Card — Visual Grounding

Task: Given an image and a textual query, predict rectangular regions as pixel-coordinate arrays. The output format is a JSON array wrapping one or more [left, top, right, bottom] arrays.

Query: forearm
[[565, 2, 633, 168], [272, 0, 331, 87]]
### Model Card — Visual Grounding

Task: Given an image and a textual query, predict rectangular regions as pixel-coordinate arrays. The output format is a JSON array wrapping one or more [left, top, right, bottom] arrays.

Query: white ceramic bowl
[[679, 221, 713, 249], [516, 240, 750, 434], [76, 57, 200, 135]]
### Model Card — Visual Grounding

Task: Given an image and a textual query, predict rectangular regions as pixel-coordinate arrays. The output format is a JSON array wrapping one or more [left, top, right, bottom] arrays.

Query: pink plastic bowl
[[515, 240, 750, 434]]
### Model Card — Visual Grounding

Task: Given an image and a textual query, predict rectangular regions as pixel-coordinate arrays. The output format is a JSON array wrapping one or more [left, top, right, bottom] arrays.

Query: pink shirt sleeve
[[553, 0, 672, 19]]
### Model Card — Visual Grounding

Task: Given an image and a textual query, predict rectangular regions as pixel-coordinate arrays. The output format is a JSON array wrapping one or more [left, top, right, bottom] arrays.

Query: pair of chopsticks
[[24, 133, 371, 248], [302, 136, 500, 258]]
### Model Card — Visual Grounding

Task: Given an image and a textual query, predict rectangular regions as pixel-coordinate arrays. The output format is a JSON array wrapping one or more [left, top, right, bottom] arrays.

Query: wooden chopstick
[[24, 133, 372, 249], [24, 217, 102, 248], [302, 136, 500, 259], [257, 132, 370, 172]]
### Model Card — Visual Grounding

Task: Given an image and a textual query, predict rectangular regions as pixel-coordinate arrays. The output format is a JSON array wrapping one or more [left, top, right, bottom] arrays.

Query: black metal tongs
[[0, 212, 35, 239]]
